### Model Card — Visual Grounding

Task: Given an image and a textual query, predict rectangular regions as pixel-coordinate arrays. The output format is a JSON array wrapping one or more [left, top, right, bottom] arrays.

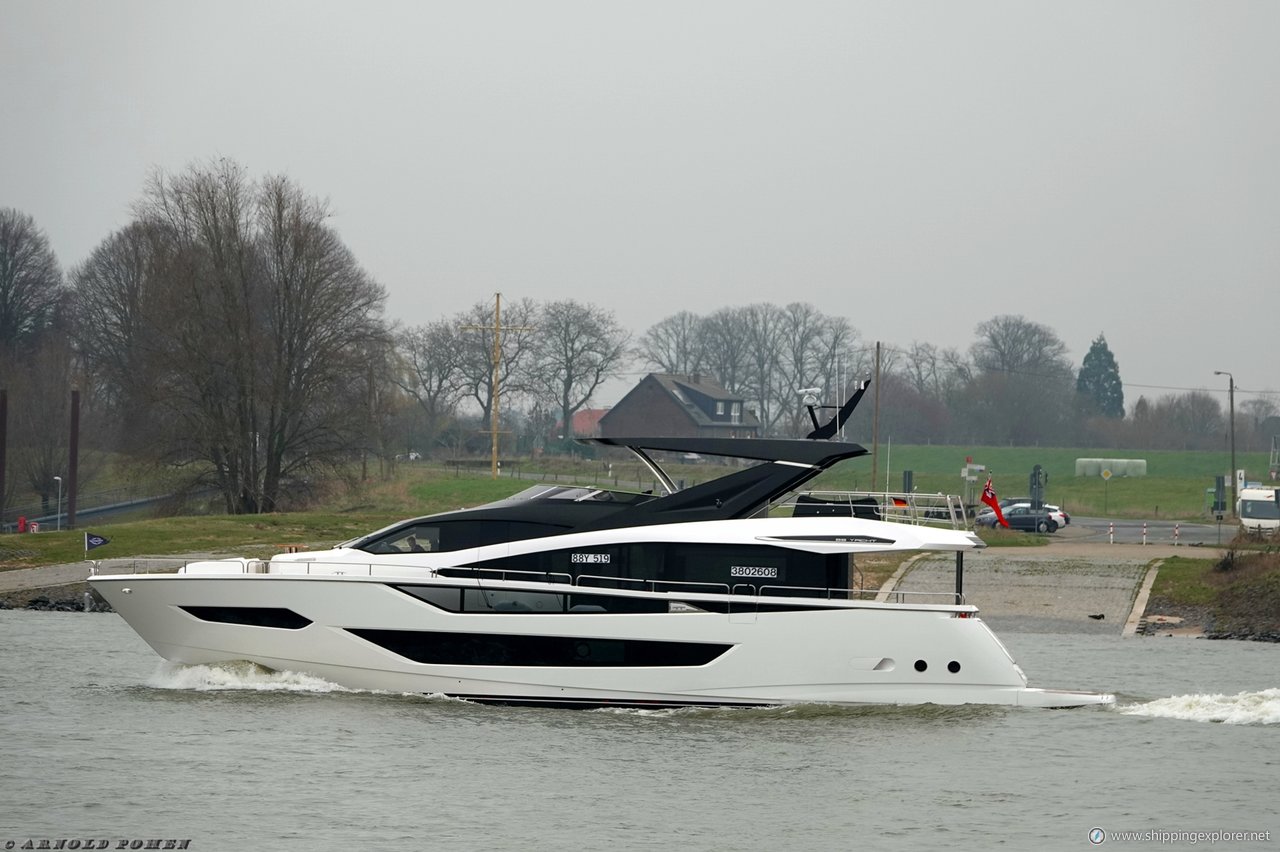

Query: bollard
[[1142, 522, 1148, 545], [1109, 522, 1114, 544], [1174, 523, 1180, 546]]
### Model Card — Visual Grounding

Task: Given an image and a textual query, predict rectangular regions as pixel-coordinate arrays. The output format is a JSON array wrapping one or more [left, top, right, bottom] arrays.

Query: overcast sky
[[4, 1, 1277, 408]]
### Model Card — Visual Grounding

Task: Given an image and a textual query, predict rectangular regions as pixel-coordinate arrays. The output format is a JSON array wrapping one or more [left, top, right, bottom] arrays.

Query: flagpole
[[84, 531, 109, 559], [885, 435, 891, 493]]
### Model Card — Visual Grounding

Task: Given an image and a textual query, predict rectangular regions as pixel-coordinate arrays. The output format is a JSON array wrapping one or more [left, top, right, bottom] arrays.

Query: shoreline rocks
[[1203, 629, 1280, 643], [0, 583, 114, 613]]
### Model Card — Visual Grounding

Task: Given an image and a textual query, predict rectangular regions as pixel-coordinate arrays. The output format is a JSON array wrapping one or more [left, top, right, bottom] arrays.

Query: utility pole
[[489, 294, 502, 479], [870, 341, 881, 491], [463, 293, 534, 479], [68, 389, 80, 528], [0, 389, 7, 529], [1215, 370, 1236, 518]]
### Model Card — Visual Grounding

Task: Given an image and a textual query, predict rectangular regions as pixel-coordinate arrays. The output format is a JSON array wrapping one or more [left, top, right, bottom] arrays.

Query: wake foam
[[146, 660, 357, 693], [1120, 688, 1280, 725]]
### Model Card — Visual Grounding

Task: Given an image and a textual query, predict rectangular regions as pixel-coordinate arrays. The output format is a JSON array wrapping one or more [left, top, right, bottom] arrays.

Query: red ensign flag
[[981, 477, 1009, 528]]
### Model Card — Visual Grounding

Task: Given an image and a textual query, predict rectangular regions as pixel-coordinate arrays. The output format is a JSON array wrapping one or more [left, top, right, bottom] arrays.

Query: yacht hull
[[90, 573, 1112, 709]]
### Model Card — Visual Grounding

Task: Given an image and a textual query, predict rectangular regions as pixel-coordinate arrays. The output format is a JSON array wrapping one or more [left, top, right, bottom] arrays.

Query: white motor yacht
[[90, 385, 1113, 709]]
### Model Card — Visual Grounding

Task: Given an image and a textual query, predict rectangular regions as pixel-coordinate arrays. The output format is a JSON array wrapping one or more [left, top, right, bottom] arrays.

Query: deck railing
[[93, 559, 962, 605], [773, 490, 969, 529]]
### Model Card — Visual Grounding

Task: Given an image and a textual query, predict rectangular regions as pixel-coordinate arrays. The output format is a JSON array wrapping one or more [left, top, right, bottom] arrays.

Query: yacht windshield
[[479, 485, 651, 507]]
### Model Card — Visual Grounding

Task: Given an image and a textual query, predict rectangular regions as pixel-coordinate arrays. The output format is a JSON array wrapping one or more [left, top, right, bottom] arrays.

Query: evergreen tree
[[1076, 334, 1125, 418]]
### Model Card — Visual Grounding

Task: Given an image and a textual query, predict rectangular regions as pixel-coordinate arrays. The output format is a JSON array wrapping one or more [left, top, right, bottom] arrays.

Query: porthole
[[914, 659, 927, 672], [948, 660, 961, 674]]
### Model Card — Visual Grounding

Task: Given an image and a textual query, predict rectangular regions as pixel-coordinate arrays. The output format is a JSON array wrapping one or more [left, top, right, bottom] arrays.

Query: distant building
[[552, 407, 610, 440], [599, 374, 760, 439]]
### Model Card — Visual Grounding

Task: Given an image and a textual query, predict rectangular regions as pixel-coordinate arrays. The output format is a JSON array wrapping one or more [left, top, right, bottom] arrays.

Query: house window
[[731, 402, 741, 423], [716, 401, 725, 416]]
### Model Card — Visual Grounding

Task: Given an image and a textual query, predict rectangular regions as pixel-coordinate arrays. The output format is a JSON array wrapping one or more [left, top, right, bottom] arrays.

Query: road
[[1063, 516, 1236, 548]]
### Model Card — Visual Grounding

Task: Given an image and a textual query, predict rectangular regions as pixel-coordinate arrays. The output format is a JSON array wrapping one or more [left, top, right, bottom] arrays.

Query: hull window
[[179, 606, 312, 630], [347, 628, 731, 667]]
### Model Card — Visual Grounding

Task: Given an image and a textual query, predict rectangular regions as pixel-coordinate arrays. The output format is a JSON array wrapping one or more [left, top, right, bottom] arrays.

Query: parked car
[[977, 501, 1069, 527], [975, 503, 1059, 533]]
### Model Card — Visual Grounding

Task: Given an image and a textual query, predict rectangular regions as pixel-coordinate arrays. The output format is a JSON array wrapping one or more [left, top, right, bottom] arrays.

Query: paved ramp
[[890, 545, 1172, 635]]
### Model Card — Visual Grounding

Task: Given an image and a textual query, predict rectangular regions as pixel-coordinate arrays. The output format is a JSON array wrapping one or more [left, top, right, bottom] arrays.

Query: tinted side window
[[471, 542, 845, 591], [463, 589, 566, 613], [391, 584, 666, 614]]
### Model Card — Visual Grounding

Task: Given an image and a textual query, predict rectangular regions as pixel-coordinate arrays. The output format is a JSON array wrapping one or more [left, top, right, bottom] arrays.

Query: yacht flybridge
[[90, 384, 1113, 709]]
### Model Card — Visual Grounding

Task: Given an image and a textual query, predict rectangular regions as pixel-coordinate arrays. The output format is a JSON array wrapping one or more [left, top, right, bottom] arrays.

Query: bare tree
[[351, 335, 403, 479], [0, 208, 64, 359], [71, 221, 168, 451], [954, 315, 1075, 444], [9, 338, 71, 513], [892, 342, 973, 441], [526, 300, 630, 446], [940, 347, 974, 389], [778, 302, 823, 386], [773, 303, 840, 436], [636, 311, 706, 375], [971, 314, 1071, 378], [699, 306, 751, 395], [395, 320, 468, 454], [73, 160, 388, 513], [643, 304, 865, 437], [254, 174, 388, 505], [737, 304, 788, 434], [856, 369, 951, 445], [813, 315, 863, 397], [1239, 396, 1279, 451], [902, 342, 943, 397], [1117, 391, 1225, 450], [1165, 391, 1224, 445], [456, 296, 541, 431]]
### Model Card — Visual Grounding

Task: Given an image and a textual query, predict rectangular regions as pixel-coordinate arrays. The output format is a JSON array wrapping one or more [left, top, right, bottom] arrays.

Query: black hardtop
[[585, 435, 866, 466], [354, 383, 873, 546]]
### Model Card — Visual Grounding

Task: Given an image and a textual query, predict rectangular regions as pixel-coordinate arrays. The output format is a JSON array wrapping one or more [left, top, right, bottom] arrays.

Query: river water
[[1, 611, 1277, 852]]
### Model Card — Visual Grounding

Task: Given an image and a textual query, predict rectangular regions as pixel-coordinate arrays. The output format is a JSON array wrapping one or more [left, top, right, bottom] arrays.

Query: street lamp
[[1214, 371, 1236, 519], [53, 475, 63, 532]]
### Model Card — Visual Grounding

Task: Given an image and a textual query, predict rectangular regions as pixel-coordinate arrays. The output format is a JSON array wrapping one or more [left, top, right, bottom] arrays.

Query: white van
[[1237, 487, 1280, 534]]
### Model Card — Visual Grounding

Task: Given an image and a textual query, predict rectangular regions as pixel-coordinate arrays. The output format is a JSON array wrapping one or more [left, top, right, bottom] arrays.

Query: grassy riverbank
[[1148, 549, 1280, 639], [0, 469, 524, 570]]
